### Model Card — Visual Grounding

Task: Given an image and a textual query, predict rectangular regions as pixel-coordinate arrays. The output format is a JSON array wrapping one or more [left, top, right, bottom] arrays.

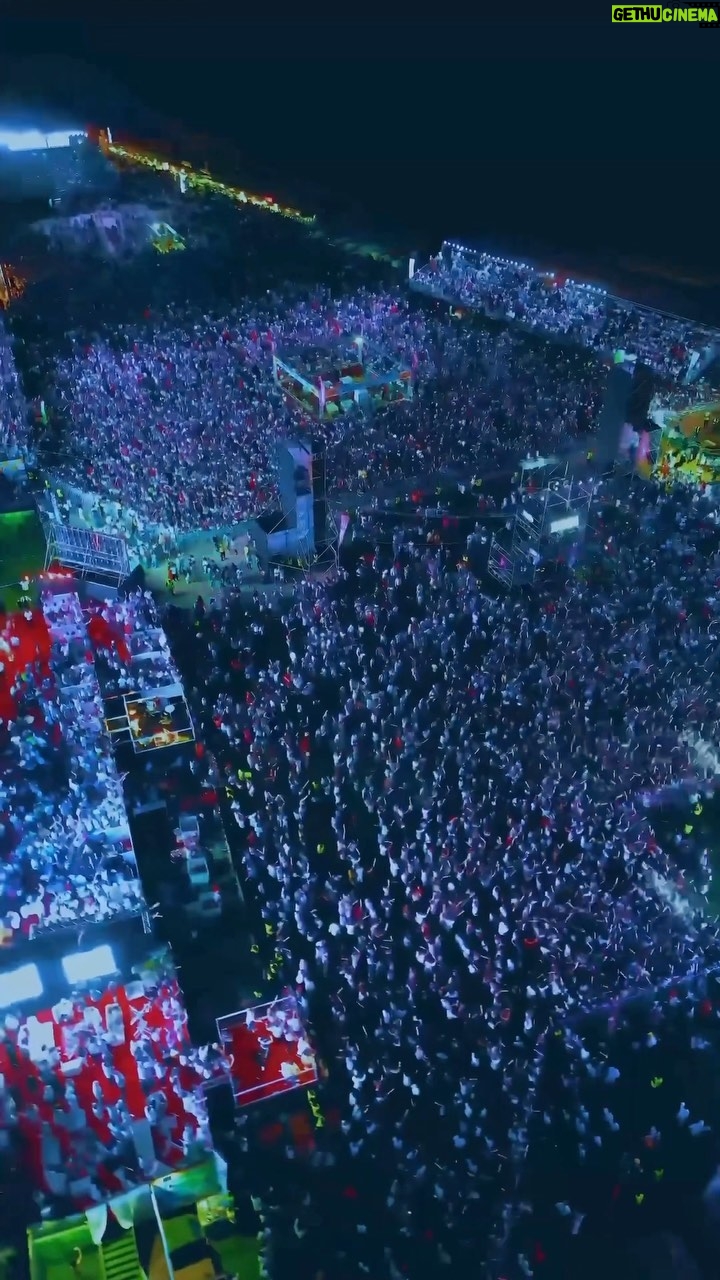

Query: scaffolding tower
[[43, 519, 130, 584], [487, 476, 596, 588]]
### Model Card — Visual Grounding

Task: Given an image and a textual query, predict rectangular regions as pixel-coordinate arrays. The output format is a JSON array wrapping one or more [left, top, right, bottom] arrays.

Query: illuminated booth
[[273, 341, 414, 420], [0, 262, 26, 308], [149, 221, 185, 254]]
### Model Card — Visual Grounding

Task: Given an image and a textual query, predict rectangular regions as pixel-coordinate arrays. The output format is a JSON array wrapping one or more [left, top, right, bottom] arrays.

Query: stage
[[217, 995, 319, 1108]]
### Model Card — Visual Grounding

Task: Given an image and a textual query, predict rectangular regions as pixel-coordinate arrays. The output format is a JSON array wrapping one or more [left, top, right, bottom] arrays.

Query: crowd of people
[[510, 968, 720, 1278], [412, 246, 719, 383], [0, 590, 144, 942], [30, 287, 608, 549], [10, 216, 717, 568], [0, 317, 26, 458], [163, 467, 720, 1279], [6, 189, 720, 1278]]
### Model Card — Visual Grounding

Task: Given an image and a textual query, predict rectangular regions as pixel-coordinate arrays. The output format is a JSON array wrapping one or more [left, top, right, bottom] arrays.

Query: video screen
[[124, 691, 195, 753]]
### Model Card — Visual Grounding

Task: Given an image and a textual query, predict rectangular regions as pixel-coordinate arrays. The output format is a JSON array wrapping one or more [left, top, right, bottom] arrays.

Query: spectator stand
[[488, 469, 596, 587], [411, 241, 720, 386], [0, 588, 147, 947], [0, 922, 231, 1219]]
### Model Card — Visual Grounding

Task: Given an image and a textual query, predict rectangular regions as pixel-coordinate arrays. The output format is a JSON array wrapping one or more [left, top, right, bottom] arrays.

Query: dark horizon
[[0, 15, 718, 312]]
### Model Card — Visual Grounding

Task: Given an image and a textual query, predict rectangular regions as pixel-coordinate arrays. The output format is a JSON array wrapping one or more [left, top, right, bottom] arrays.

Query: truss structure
[[518, 456, 566, 490], [264, 504, 341, 576], [645, 428, 663, 471], [487, 477, 596, 588], [43, 520, 129, 584]]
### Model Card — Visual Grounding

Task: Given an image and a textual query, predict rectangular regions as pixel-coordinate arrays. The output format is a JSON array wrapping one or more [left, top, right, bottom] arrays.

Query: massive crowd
[[21, 259, 612, 548], [5, 194, 720, 1278], [160, 468, 720, 1279], [412, 246, 720, 384], [12, 224, 718, 563]]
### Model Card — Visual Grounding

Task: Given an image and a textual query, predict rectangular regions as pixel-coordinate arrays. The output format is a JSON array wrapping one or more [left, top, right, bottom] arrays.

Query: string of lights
[[104, 136, 315, 225]]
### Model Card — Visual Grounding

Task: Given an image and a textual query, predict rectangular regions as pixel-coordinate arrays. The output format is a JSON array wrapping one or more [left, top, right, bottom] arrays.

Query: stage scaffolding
[[488, 474, 596, 588], [43, 519, 129, 584]]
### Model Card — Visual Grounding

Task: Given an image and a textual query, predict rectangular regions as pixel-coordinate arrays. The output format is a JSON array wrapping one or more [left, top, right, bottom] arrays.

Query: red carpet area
[[86, 611, 132, 665], [0, 974, 230, 1208], [217, 995, 318, 1108], [0, 608, 52, 723]]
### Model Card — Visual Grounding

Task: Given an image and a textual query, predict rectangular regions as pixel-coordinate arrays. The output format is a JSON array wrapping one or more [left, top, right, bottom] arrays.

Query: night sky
[[0, 12, 718, 309]]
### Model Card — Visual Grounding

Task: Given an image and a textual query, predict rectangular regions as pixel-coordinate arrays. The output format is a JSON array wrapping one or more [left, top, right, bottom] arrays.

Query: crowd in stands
[[0, 584, 235, 1224], [86, 590, 182, 699], [0, 953, 227, 1215], [412, 246, 720, 384], [0, 591, 144, 942], [164, 469, 720, 1279]]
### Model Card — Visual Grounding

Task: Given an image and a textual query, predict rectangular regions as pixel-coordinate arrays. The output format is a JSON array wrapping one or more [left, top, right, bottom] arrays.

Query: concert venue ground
[[4, 145, 720, 1280]]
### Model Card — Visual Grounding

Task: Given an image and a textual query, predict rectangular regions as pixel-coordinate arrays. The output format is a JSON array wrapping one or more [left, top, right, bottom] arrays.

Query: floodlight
[[0, 963, 43, 1009], [0, 128, 81, 152], [46, 131, 78, 149], [62, 945, 117, 986]]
